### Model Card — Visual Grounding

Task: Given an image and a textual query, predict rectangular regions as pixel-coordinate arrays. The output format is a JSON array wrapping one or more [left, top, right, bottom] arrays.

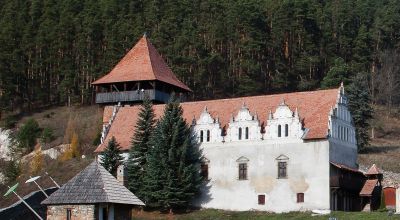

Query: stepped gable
[[42, 161, 144, 205], [96, 88, 338, 152], [92, 35, 191, 92]]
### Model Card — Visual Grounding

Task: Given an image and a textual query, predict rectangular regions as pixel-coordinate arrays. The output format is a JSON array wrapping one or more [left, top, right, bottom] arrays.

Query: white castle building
[[93, 36, 379, 212]]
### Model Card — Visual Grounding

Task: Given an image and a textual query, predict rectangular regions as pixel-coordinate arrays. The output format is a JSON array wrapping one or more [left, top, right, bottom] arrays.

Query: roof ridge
[[143, 37, 157, 80]]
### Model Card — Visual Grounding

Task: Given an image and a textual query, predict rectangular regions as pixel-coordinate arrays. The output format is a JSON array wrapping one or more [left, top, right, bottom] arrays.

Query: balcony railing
[[95, 89, 171, 104]]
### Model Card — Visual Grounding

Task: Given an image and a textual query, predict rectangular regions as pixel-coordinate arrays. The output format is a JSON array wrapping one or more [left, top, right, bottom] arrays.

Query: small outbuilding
[[41, 161, 144, 220], [383, 186, 396, 210]]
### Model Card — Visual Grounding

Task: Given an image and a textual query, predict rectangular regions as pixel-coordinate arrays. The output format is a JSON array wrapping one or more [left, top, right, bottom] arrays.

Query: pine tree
[[321, 58, 352, 89], [126, 96, 156, 198], [100, 136, 124, 176], [347, 73, 373, 152], [142, 97, 201, 211]]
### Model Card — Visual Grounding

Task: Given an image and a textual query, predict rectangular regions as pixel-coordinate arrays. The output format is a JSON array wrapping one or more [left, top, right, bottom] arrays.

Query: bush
[[31, 147, 44, 175], [60, 132, 80, 161], [41, 127, 55, 143], [16, 118, 41, 151], [5, 160, 20, 183]]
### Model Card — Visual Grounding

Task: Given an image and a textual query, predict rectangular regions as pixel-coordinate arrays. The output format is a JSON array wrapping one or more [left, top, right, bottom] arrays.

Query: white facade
[[191, 87, 358, 212]]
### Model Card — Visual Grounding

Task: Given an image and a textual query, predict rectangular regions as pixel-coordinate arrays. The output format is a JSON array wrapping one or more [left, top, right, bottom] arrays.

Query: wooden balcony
[[95, 89, 170, 104]]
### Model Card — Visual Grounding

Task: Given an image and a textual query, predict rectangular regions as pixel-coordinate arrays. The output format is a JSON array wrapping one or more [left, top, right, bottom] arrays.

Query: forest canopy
[[0, 0, 399, 113]]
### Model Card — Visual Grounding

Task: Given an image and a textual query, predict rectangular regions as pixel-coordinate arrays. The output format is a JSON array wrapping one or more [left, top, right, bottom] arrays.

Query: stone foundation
[[47, 204, 96, 220]]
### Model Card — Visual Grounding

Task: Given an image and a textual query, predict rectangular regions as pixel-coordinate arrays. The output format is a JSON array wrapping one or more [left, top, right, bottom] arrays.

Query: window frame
[[66, 208, 72, 220], [278, 161, 287, 179], [245, 127, 249, 139], [238, 163, 247, 180], [278, 125, 281, 137], [200, 163, 209, 180], [206, 130, 210, 142], [297, 193, 304, 203], [285, 124, 289, 137], [238, 127, 242, 140], [200, 130, 204, 142], [258, 194, 266, 205]]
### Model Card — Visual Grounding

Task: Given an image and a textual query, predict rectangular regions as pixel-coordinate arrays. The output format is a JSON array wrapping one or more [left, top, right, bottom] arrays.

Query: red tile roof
[[366, 164, 381, 175], [95, 88, 339, 152], [92, 36, 191, 92], [330, 162, 363, 174], [360, 179, 378, 196]]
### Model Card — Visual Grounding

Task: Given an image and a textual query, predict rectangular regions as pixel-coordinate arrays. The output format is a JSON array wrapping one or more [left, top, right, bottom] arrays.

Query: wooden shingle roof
[[42, 161, 144, 206]]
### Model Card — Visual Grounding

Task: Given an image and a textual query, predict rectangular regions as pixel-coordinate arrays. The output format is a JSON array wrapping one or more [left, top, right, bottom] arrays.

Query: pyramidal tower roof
[[92, 35, 191, 92], [42, 161, 144, 206], [365, 164, 381, 175]]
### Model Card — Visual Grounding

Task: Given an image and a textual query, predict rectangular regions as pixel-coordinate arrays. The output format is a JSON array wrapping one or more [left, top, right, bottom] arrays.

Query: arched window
[[285, 124, 289, 137], [207, 130, 210, 142], [200, 130, 204, 142], [245, 127, 249, 139], [278, 125, 281, 137], [238, 127, 242, 140]]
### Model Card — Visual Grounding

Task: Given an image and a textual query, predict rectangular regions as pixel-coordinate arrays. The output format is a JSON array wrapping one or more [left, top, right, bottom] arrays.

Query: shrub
[[5, 160, 20, 183], [16, 118, 41, 151], [41, 127, 55, 143]]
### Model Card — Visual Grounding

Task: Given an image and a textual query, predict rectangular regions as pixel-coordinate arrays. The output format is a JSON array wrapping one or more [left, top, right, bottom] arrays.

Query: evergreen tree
[[126, 96, 156, 198], [321, 58, 352, 89], [142, 97, 201, 211], [347, 73, 373, 152], [100, 136, 124, 176]]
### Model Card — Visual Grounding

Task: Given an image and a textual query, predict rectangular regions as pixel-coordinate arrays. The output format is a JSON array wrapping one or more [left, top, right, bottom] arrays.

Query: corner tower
[[92, 35, 191, 104]]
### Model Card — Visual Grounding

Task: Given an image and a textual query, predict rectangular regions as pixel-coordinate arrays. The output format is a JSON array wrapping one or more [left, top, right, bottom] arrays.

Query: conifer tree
[[126, 96, 156, 198], [347, 73, 373, 152], [142, 97, 201, 211], [100, 136, 124, 176]]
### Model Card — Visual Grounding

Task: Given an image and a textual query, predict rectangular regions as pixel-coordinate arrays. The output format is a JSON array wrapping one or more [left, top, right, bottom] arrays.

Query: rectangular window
[[245, 127, 249, 139], [278, 125, 281, 137], [200, 130, 204, 142], [258, 194, 265, 205], [238, 128, 242, 140], [66, 209, 72, 220], [278, 162, 287, 178], [297, 193, 304, 203], [200, 163, 208, 180], [285, 124, 289, 137], [238, 163, 247, 180], [206, 130, 210, 142]]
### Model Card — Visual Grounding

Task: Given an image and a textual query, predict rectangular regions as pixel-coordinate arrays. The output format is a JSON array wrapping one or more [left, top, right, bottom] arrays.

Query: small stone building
[[41, 161, 144, 220]]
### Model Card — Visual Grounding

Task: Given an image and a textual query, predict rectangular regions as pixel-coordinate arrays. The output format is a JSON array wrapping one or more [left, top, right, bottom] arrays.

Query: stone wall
[[47, 204, 96, 220]]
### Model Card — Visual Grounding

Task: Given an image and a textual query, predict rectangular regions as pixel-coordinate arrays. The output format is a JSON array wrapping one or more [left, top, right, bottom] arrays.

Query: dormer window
[[200, 130, 204, 142], [285, 124, 289, 137], [278, 125, 282, 137], [207, 130, 210, 142], [245, 127, 249, 139], [238, 127, 242, 140]]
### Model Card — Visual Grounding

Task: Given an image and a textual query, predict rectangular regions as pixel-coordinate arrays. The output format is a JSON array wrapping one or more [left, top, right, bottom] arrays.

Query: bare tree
[[375, 50, 400, 115]]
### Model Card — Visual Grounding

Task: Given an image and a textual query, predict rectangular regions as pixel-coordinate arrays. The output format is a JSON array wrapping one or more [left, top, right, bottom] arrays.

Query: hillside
[[0, 103, 399, 208]]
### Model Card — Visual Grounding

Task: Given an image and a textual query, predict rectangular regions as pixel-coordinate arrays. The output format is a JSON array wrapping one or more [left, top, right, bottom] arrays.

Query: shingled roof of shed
[[96, 88, 340, 152], [41, 161, 144, 206], [92, 35, 191, 92]]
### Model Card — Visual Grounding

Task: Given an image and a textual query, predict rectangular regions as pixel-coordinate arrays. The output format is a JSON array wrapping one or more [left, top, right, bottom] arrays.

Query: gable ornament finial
[[143, 32, 147, 38], [294, 107, 299, 118], [268, 110, 273, 120], [280, 98, 286, 106]]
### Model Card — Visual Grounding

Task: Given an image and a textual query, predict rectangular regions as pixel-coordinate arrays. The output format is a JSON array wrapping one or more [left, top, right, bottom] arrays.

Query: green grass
[[134, 209, 400, 220]]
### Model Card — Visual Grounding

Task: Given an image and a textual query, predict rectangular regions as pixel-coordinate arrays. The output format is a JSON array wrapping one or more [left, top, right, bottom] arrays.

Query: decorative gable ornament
[[236, 156, 250, 163], [275, 154, 289, 161], [226, 103, 262, 142], [264, 101, 304, 141], [193, 106, 223, 143]]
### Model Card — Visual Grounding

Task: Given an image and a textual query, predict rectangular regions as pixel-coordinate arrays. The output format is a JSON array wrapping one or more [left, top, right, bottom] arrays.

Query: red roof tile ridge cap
[[164, 88, 339, 107]]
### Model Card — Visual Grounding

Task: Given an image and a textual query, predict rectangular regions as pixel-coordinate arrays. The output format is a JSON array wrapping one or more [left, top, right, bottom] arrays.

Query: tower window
[[285, 124, 289, 137], [207, 130, 210, 142], [245, 127, 249, 139], [66, 209, 72, 220], [238, 163, 247, 180], [239, 127, 242, 140], [200, 130, 204, 142], [278, 161, 287, 178], [278, 125, 281, 137]]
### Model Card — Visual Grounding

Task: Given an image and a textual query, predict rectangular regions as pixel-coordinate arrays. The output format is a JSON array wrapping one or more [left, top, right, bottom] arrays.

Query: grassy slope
[[0, 105, 102, 208]]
